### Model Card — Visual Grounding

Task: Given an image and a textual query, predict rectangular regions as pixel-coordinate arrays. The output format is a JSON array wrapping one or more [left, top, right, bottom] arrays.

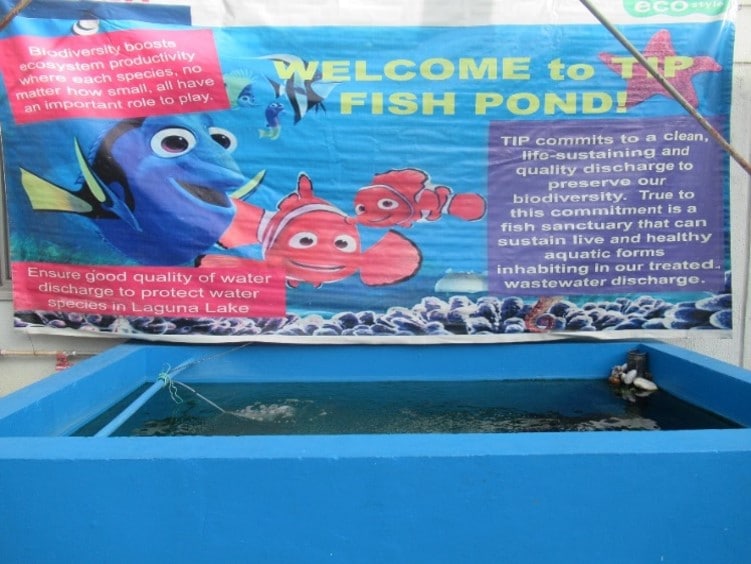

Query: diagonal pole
[[0, 0, 32, 32], [578, 0, 751, 176]]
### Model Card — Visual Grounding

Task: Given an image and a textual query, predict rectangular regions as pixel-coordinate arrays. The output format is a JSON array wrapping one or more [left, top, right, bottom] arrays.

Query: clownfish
[[208, 173, 422, 288], [353, 168, 487, 228]]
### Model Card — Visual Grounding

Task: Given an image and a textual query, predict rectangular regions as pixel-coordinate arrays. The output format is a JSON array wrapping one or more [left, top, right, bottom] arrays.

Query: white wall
[[1, 1, 750, 396], [0, 301, 122, 396]]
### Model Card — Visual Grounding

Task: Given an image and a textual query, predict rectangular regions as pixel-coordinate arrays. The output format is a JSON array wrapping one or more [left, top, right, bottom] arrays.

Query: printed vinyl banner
[[0, 0, 736, 341]]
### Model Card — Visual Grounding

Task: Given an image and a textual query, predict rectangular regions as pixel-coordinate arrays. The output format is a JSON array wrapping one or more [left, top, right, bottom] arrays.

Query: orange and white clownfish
[[208, 173, 422, 288], [353, 168, 487, 228]]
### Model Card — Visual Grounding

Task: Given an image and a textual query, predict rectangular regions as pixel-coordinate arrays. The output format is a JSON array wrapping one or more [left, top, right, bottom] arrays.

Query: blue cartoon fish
[[258, 102, 285, 140], [20, 114, 265, 265], [260, 54, 339, 124]]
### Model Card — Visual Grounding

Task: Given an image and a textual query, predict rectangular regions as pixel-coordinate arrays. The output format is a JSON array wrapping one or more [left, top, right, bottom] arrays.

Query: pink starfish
[[599, 29, 722, 108]]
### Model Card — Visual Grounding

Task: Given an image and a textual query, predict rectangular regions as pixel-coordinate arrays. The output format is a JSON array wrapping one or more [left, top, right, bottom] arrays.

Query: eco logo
[[624, 0, 729, 17]]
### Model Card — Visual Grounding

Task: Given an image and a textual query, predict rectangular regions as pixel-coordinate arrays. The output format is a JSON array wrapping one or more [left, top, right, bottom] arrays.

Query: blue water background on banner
[[0, 20, 734, 318]]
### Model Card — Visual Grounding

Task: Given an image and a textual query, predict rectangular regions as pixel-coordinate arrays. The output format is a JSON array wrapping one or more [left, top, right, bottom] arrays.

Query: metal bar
[[93, 379, 166, 437], [0, 0, 33, 32], [578, 0, 751, 177], [0, 349, 94, 357]]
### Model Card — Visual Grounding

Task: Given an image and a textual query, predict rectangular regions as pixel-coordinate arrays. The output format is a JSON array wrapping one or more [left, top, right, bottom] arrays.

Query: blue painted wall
[[2, 433, 750, 563], [1, 341, 750, 563]]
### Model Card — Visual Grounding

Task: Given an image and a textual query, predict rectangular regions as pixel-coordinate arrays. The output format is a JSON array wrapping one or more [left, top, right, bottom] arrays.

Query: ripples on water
[[77, 380, 740, 437]]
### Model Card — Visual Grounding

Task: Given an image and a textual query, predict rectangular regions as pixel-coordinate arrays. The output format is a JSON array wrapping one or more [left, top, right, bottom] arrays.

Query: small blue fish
[[21, 114, 265, 265], [258, 102, 285, 140]]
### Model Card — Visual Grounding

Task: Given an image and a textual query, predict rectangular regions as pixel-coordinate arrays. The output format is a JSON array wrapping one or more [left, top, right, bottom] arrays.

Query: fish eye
[[354, 204, 366, 215], [289, 232, 318, 249], [208, 127, 238, 153], [378, 198, 399, 210], [334, 235, 357, 253], [150, 127, 197, 158]]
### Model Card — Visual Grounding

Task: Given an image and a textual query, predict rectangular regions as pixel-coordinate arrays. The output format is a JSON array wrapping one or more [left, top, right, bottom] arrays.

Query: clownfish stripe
[[260, 203, 348, 255], [440, 192, 455, 215], [257, 210, 275, 247], [367, 183, 415, 216]]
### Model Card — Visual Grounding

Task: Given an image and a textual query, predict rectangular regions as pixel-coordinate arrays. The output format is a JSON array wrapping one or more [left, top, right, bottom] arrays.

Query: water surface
[[74, 379, 742, 436]]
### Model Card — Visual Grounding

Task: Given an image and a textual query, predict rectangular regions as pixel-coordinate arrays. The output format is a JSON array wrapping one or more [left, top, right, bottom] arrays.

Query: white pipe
[[0, 349, 93, 358]]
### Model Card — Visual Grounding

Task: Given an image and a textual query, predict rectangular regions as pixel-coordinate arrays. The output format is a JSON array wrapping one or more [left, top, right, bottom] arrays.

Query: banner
[[0, 1, 736, 341]]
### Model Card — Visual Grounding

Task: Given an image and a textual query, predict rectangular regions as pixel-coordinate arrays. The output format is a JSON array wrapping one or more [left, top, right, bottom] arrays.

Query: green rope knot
[[157, 365, 183, 404]]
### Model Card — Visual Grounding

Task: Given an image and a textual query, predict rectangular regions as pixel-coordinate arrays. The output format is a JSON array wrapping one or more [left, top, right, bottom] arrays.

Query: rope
[[152, 343, 255, 416], [157, 367, 183, 405], [173, 381, 228, 415], [160, 342, 253, 380]]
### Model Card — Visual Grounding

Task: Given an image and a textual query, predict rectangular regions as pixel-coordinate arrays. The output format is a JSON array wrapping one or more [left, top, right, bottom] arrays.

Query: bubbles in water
[[232, 402, 298, 421], [576, 416, 660, 431], [101, 379, 737, 437]]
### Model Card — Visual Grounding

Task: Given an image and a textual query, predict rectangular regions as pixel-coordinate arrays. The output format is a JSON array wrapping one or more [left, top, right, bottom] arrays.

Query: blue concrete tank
[[0, 340, 749, 563]]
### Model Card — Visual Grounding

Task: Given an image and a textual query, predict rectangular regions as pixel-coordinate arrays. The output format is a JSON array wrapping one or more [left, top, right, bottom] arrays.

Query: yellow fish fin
[[20, 168, 93, 213], [231, 169, 266, 200], [73, 138, 108, 203]]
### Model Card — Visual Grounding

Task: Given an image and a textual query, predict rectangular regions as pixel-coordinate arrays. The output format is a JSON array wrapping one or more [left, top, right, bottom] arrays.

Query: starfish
[[599, 29, 722, 108]]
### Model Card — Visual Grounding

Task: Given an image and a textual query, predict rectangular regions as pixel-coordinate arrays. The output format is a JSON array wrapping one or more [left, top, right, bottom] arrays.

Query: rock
[[633, 377, 658, 391]]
